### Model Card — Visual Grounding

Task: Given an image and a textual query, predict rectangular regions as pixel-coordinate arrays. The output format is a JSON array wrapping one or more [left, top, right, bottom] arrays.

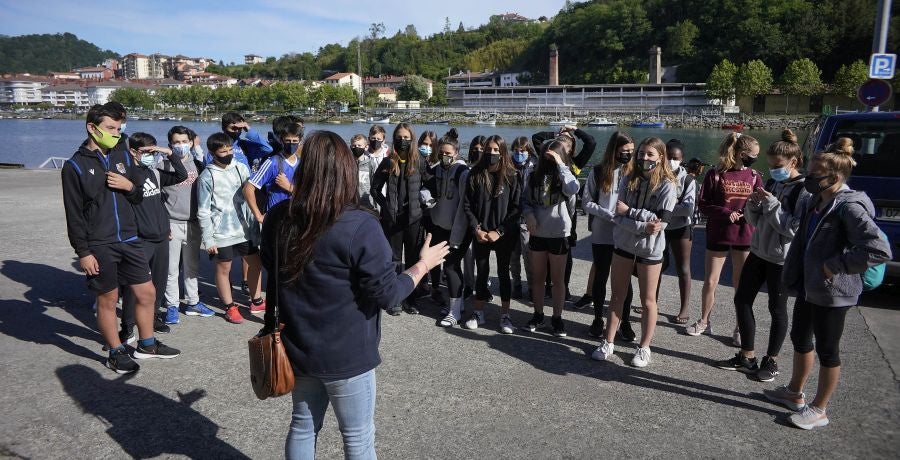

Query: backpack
[[863, 229, 889, 291]]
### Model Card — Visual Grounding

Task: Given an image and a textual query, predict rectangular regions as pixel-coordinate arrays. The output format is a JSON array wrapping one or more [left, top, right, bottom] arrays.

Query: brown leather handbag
[[248, 235, 295, 400]]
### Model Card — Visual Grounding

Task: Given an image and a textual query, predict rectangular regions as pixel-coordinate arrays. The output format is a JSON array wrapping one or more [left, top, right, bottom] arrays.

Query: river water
[[0, 119, 803, 178]]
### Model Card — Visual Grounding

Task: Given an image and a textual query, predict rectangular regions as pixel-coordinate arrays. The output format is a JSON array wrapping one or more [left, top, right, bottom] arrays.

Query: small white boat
[[587, 117, 616, 127], [549, 119, 577, 127], [353, 118, 367, 123], [367, 117, 390, 124], [474, 119, 496, 126]]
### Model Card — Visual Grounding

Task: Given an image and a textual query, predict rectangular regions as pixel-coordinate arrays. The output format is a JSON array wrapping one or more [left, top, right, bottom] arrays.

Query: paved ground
[[0, 169, 898, 459]]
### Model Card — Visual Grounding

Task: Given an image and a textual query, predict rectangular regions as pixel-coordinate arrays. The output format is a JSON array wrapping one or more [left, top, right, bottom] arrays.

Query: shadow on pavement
[[57, 364, 250, 459], [0, 260, 101, 361]]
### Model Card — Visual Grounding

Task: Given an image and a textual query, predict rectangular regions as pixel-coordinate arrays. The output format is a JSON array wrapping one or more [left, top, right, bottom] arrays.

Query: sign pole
[[870, 0, 893, 112]]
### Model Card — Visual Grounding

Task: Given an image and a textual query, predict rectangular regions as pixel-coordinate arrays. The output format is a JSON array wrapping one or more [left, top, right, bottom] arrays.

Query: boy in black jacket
[[62, 104, 180, 374]]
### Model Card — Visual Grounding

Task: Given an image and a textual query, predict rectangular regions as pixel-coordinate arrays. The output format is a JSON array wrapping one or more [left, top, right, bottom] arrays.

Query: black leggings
[[734, 252, 789, 356], [474, 232, 515, 302], [122, 239, 169, 328], [790, 296, 850, 368], [428, 225, 450, 292], [591, 244, 633, 322], [384, 217, 422, 300], [442, 231, 472, 299], [659, 226, 692, 308]]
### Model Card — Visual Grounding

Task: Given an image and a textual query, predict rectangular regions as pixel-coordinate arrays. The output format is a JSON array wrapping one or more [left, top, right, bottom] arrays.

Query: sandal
[[671, 315, 690, 325]]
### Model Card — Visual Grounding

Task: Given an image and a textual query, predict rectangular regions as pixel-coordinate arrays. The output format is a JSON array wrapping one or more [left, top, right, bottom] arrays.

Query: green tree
[[109, 87, 154, 110], [364, 88, 381, 107], [833, 60, 868, 97], [428, 82, 448, 106], [780, 58, 823, 96], [666, 20, 699, 60], [369, 23, 385, 40], [396, 75, 431, 101], [706, 59, 738, 102], [734, 60, 773, 98]]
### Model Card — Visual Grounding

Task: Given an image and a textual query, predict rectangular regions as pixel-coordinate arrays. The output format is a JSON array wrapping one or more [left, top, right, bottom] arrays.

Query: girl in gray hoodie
[[715, 129, 810, 381], [764, 138, 891, 430], [592, 137, 677, 368]]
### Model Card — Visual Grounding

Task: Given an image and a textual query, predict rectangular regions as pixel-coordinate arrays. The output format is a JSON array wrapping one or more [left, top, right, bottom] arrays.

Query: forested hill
[[207, 0, 896, 85], [0, 33, 120, 74]]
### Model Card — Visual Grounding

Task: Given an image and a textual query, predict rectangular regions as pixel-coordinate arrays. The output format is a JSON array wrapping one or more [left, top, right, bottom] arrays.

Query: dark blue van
[[805, 112, 900, 281]]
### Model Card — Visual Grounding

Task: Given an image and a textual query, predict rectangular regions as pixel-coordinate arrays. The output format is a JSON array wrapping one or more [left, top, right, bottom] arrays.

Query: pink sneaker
[[250, 299, 266, 315], [225, 305, 244, 324]]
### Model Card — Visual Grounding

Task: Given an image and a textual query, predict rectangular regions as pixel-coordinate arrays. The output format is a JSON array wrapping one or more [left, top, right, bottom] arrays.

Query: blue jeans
[[285, 369, 377, 460]]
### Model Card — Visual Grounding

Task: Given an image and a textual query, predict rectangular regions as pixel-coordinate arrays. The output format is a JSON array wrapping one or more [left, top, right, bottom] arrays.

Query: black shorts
[[86, 242, 152, 293], [613, 248, 663, 265], [529, 236, 570, 255], [210, 241, 259, 261], [665, 225, 692, 241], [706, 242, 751, 252]]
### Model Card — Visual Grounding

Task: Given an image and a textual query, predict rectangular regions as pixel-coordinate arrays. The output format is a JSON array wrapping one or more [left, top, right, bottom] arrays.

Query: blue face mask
[[140, 153, 156, 168], [284, 143, 300, 156], [419, 145, 431, 157], [172, 144, 192, 158], [770, 166, 791, 182], [512, 151, 528, 164]]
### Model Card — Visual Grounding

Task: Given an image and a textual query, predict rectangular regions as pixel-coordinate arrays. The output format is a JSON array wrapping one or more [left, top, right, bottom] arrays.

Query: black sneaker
[[133, 339, 181, 359], [588, 317, 605, 338], [551, 316, 567, 337], [463, 287, 474, 299], [403, 299, 420, 315], [119, 326, 136, 345], [154, 316, 171, 334], [522, 312, 545, 332], [387, 304, 403, 316], [754, 356, 779, 382], [618, 320, 636, 343], [106, 350, 140, 374], [511, 284, 524, 300], [714, 353, 759, 373], [430, 290, 446, 308], [572, 295, 593, 310], [565, 290, 574, 303], [240, 281, 250, 296]]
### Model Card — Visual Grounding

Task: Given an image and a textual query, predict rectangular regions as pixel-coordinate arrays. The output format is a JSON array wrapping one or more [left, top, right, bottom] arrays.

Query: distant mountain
[[0, 32, 120, 74]]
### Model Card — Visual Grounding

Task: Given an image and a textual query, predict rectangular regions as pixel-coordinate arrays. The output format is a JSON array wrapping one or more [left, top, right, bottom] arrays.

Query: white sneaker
[[499, 314, 514, 334], [464, 311, 485, 330], [591, 340, 615, 361], [732, 327, 742, 347], [685, 319, 710, 336], [439, 313, 459, 328], [631, 346, 652, 367], [788, 405, 829, 430]]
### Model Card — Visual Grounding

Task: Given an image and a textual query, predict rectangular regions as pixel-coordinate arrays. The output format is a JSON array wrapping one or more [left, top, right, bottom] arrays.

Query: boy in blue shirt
[[244, 116, 303, 222], [204, 112, 272, 172]]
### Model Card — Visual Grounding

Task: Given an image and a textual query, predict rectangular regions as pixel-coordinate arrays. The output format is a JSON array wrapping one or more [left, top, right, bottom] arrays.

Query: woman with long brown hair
[[260, 131, 449, 458], [373, 122, 428, 315], [592, 137, 676, 368], [462, 134, 522, 333]]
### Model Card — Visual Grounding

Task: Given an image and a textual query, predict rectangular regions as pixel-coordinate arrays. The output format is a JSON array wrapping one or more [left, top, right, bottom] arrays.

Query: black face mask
[[616, 152, 632, 165], [395, 138, 411, 152], [369, 139, 382, 151], [488, 154, 501, 166], [804, 175, 830, 195], [742, 155, 758, 168], [638, 158, 657, 172], [351, 146, 366, 158], [217, 154, 234, 165], [226, 130, 241, 141], [469, 149, 483, 164]]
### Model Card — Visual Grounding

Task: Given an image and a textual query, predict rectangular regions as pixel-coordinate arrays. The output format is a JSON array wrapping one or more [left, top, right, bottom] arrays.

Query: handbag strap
[[265, 227, 281, 332]]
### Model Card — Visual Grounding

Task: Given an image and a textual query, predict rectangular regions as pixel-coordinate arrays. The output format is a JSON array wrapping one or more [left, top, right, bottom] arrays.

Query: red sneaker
[[250, 299, 266, 315], [225, 305, 244, 324]]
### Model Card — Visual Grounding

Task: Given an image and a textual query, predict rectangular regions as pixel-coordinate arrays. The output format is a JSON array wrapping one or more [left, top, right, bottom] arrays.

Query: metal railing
[[39, 157, 69, 169]]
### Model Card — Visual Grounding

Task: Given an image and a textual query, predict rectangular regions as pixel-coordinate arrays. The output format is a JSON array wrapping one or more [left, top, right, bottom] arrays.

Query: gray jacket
[[356, 153, 378, 211], [583, 166, 624, 245], [612, 175, 677, 261], [521, 164, 580, 238], [744, 175, 809, 265], [427, 160, 470, 245], [160, 155, 201, 222], [668, 167, 696, 230], [783, 187, 892, 307]]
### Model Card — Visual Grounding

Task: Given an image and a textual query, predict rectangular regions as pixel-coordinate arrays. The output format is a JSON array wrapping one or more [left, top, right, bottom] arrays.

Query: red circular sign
[[858, 78, 893, 107]]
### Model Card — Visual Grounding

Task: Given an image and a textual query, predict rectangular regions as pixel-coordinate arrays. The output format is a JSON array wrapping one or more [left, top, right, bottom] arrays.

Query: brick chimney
[[549, 44, 559, 86], [649, 46, 662, 84]]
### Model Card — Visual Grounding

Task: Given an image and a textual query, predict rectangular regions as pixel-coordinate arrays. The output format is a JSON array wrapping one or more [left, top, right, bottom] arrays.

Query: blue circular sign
[[858, 78, 893, 107]]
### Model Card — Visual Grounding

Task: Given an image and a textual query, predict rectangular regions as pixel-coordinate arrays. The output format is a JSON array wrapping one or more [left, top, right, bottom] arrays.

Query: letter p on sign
[[870, 54, 896, 79]]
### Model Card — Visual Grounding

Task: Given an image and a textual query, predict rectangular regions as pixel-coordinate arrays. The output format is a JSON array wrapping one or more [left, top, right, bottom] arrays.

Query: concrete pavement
[[0, 169, 897, 459]]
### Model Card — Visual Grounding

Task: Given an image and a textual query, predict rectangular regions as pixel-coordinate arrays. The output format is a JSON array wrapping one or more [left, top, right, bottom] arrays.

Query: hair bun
[[829, 137, 855, 156], [781, 129, 797, 144], [447, 128, 459, 140]]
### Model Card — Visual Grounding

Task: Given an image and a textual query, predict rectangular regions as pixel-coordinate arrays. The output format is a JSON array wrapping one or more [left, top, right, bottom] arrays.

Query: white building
[[362, 75, 433, 99], [0, 75, 50, 106], [42, 84, 91, 107], [245, 54, 264, 65], [124, 53, 150, 79], [446, 83, 712, 111], [324, 72, 362, 94]]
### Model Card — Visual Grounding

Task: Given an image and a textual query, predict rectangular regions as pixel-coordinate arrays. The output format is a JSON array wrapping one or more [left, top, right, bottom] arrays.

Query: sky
[[0, 0, 567, 65]]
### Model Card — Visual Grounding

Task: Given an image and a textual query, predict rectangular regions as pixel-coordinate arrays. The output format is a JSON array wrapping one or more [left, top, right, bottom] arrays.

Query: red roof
[[325, 72, 355, 80]]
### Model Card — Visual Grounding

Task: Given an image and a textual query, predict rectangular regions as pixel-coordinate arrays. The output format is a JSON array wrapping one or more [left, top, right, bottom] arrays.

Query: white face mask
[[669, 160, 682, 170], [172, 144, 192, 158]]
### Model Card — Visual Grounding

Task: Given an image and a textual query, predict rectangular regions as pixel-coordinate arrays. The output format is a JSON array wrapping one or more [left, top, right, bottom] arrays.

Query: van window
[[830, 118, 900, 177]]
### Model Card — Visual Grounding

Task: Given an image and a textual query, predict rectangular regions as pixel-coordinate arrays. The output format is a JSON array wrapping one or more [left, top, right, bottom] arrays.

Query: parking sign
[[870, 53, 897, 79]]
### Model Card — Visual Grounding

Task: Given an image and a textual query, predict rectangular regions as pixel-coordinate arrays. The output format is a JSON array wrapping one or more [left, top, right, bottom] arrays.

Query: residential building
[[324, 72, 362, 94], [245, 54, 264, 65], [0, 74, 50, 106], [491, 12, 532, 23], [48, 72, 81, 81], [362, 75, 433, 99], [74, 66, 114, 80], [149, 53, 171, 79], [374, 87, 397, 103], [445, 71, 499, 89], [42, 83, 91, 107], [123, 53, 150, 79]]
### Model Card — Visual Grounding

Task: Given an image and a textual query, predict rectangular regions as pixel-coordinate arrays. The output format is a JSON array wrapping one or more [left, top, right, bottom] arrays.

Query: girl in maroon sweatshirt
[[687, 132, 762, 340]]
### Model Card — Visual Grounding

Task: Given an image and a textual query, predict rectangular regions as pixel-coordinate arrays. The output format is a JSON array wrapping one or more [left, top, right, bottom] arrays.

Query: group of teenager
[[63, 102, 891, 451]]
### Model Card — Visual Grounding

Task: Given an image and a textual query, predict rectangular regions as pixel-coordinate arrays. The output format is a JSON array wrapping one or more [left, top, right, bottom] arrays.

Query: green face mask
[[90, 124, 121, 150]]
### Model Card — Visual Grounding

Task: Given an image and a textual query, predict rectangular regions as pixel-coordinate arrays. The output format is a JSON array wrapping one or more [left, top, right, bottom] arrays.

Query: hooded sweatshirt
[[132, 155, 188, 242], [669, 166, 697, 230], [744, 175, 809, 265], [612, 174, 677, 261], [425, 159, 470, 245], [583, 165, 625, 245], [197, 161, 255, 249], [356, 153, 378, 211], [521, 164, 580, 238], [698, 167, 763, 246], [160, 154, 202, 222], [783, 187, 892, 307]]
